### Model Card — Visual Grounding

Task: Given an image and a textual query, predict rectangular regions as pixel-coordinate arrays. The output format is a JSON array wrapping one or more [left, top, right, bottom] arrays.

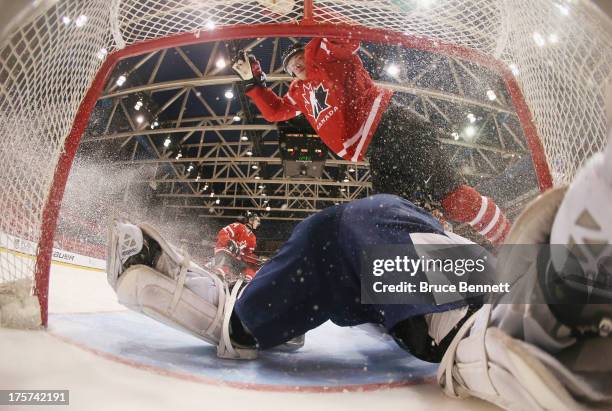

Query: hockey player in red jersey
[[214, 213, 262, 282], [232, 39, 511, 245]]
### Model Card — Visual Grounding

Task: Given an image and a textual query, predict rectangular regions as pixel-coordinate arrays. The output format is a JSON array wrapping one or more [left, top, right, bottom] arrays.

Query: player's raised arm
[[232, 50, 300, 122], [246, 86, 301, 122]]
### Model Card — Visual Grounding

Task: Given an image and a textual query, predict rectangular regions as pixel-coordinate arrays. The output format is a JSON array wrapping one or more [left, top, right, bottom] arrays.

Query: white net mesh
[[0, 0, 610, 326], [498, 0, 612, 183]]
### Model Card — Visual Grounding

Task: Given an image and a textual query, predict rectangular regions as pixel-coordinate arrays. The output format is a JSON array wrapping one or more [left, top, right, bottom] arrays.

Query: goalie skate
[[273, 334, 306, 352], [107, 219, 256, 359]]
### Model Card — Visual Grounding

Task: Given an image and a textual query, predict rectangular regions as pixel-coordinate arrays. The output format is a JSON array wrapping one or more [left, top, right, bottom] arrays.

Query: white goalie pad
[[107, 218, 208, 288], [115, 265, 224, 346], [108, 218, 257, 360]]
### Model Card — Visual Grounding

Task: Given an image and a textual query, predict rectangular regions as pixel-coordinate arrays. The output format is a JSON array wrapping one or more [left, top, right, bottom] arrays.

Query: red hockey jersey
[[215, 222, 259, 278], [215, 222, 257, 259], [246, 38, 393, 162]]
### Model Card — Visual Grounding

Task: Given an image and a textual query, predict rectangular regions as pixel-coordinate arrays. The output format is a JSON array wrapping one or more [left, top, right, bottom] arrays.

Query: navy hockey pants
[[233, 194, 467, 349]]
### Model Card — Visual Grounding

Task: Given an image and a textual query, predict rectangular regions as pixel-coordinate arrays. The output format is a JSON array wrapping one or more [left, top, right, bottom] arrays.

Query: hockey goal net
[[0, 0, 610, 328]]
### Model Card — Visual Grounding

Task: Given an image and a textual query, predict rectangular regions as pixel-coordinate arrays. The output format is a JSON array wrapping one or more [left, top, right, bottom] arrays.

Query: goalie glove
[[231, 50, 267, 91]]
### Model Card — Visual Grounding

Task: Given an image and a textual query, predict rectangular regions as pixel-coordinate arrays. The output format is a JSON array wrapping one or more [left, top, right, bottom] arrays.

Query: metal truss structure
[[81, 36, 537, 223]]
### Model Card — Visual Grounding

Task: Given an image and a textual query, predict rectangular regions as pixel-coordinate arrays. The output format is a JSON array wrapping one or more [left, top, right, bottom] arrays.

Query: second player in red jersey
[[214, 213, 262, 281]]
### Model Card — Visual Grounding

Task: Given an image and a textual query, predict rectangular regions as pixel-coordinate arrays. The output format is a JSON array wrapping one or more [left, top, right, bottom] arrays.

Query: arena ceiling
[[80, 35, 540, 226]]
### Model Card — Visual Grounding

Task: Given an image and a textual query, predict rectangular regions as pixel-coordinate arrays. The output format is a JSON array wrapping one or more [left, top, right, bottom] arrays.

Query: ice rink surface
[[0, 258, 495, 410]]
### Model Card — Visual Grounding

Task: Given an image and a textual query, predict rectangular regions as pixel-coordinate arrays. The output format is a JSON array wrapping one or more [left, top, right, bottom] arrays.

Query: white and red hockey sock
[[441, 185, 510, 245]]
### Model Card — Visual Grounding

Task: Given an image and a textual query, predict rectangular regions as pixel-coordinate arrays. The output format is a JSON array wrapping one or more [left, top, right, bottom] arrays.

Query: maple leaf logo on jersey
[[302, 83, 331, 121]]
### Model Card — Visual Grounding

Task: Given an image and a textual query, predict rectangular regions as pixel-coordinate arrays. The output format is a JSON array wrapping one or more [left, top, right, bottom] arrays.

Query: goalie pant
[[233, 194, 479, 359]]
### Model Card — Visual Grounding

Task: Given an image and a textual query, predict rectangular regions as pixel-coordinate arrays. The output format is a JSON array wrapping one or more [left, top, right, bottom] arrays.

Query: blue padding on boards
[[49, 312, 436, 389]]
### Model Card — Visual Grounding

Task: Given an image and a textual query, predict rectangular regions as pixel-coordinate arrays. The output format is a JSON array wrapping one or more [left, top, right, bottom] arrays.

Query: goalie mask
[[551, 153, 612, 286], [547, 152, 612, 333]]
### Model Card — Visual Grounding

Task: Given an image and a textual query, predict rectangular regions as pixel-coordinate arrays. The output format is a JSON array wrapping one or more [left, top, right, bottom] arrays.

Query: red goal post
[[0, 0, 610, 327]]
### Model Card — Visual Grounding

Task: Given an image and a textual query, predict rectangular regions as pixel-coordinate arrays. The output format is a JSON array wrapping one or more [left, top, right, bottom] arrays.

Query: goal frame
[[33, 18, 553, 327]]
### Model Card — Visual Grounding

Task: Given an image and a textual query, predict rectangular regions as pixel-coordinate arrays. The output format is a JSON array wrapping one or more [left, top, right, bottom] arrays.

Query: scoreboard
[[278, 126, 328, 179]]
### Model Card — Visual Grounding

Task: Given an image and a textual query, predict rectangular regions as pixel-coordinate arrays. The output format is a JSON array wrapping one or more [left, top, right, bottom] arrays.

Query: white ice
[[0, 257, 494, 410]]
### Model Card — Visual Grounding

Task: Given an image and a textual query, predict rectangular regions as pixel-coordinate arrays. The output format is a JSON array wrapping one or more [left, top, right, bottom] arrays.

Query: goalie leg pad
[[115, 265, 224, 346], [108, 219, 257, 360], [107, 221, 144, 288], [116, 265, 257, 360]]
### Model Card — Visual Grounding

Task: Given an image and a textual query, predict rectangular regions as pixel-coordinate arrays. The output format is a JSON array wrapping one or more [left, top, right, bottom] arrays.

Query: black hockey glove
[[231, 50, 267, 91], [227, 239, 242, 257]]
